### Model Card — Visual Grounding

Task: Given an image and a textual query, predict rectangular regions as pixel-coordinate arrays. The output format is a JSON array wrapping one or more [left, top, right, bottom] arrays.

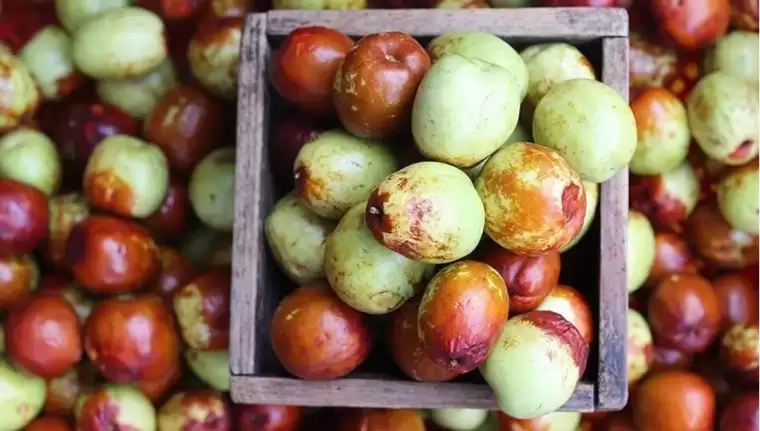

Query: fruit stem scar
[[368, 206, 380, 215]]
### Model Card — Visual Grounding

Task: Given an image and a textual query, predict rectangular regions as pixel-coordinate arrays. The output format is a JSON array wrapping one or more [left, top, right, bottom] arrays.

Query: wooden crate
[[231, 9, 630, 412]]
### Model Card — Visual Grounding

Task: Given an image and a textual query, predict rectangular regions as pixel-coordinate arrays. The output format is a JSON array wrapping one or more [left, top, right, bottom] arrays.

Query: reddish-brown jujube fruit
[[270, 281, 371, 380], [629, 167, 699, 233], [6, 294, 82, 379], [338, 408, 425, 431], [687, 200, 759, 270], [25, 416, 72, 431], [0, 253, 38, 310], [157, 390, 232, 430], [388, 300, 460, 382], [268, 112, 325, 187], [142, 181, 191, 241], [66, 215, 160, 294], [271, 26, 354, 117], [720, 322, 759, 386], [333, 32, 430, 139], [45, 193, 90, 270], [477, 241, 560, 313], [651, 344, 692, 372], [133, 360, 182, 403], [651, 0, 731, 50], [235, 404, 305, 431], [720, 392, 759, 431], [646, 232, 698, 287], [418, 260, 509, 374], [648, 273, 721, 353], [713, 273, 759, 331], [633, 371, 715, 430], [148, 246, 196, 306], [173, 267, 230, 350], [84, 294, 181, 383], [0, 178, 49, 255], [535, 284, 594, 345]]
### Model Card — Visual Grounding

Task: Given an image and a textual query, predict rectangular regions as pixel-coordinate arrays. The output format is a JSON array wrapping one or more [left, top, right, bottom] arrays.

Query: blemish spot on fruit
[[561, 184, 582, 225], [728, 140, 755, 161]]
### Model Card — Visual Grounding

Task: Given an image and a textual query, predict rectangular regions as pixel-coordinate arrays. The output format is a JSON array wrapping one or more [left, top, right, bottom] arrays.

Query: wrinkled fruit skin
[[0, 178, 49, 255], [84, 295, 181, 383], [388, 300, 460, 382], [634, 371, 715, 430], [270, 281, 371, 380], [419, 261, 509, 374], [334, 32, 430, 139], [271, 26, 354, 117], [475, 142, 586, 255], [535, 284, 594, 346], [651, 0, 730, 50], [235, 404, 305, 431]]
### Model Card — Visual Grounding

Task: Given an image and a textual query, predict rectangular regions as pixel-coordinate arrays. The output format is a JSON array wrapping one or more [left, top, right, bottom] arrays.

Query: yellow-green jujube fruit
[[96, 59, 177, 119], [72, 7, 167, 80], [627, 210, 656, 293], [0, 48, 40, 133], [627, 308, 654, 385], [294, 129, 397, 220], [0, 359, 45, 431], [629, 88, 691, 175], [84, 135, 169, 218], [519, 43, 596, 119], [271, 0, 366, 9], [55, 0, 130, 32], [324, 202, 435, 315], [705, 31, 759, 86], [75, 385, 156, 431], [0, 129, 62, 196], [185, 349, 230, 391], [158, 391, 229, 431], [717, 163, 759, 234], [463, 123, 532, 180], [187, 21, 241, 100], [559, 181, 599, 253], [687, 71, 759, 165], [427, 32, 528, 99], [264, 194, 337, 285], [430, 408, 489, 431], [18, 26, 78, 101], [659, 161, 701, 219], [411, 54, 521, 169], [365, 161, 485, 264], [533, 79, 637, 183], [189, 148, 236, 232]]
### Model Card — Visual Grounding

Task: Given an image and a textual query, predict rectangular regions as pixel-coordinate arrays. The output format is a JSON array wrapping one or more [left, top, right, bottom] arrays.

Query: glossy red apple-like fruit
[[388, 300, 460, 382], [270, 280, 371, 380], [235, 404, 305, 431], [66, 215, 160, 294], [44, 193, 90, 270], [687, 199, 759, 270], [476, 241, 560, 314], [84, 294, 181, 383], [535, 284, 594, 345], [651, 0, 730, 50], [720, 392, 759, 431], [713, 273, 759, 331], [173, 267, 231, 350], [144, 84, 222, 175], [0, 253, 38, 310], [149, 246, 196, 305], [646, 232, 698, 287], [6, 293, 81, 379], [271, 26, 354, 117], [269, 112, 325, 187], [157, 389, 231, 430], [0, 178, 49, 255], [334, 32, 430, 139], [142, 181, 191, 242], [634, 371, 715, 430], [133, 360, 182, 403]]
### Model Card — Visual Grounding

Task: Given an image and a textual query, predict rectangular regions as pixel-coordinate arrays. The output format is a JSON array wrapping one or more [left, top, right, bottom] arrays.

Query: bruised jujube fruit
[[418, 260, 508, 374]]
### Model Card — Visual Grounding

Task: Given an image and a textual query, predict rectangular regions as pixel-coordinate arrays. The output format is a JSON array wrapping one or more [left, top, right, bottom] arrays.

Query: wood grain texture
[[231, 376, 596, 410], [231, 12, 270, 375], [597, 36, 630, 411], [267, 8, 628, 38]]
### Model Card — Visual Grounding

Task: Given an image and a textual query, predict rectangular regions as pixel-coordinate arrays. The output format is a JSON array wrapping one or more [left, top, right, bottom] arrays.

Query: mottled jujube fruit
[[720, 322, 759, 385], [0, 48, 40, 133], [651, 0, 730, 50], [75, 385, 157, 431], [628, 33, 702, 102], [45, 193, 90, 271], [648, 273, 721, 353], [84, 295, 181, 383], [0, 254, 38, 310], [626, 309, 654, 385], [235, 404, 305, 431], [480, 311, 588, 419], [535, 284, 594, 346], [716, 160, 759, 234], [366, 161, 484, 264], [687, 200, 759, 270], [157, 390, 232, 430], [418, 261, 508, 374], [706, 31, 759, 85], [633, 371, 715, 430], [187, 18, 242, 99], [325, 202, 434, 315], [629, 161, 700, 233], [270, 281, 371, 380], [475, 142, 586, 255], [173, 268, 231, 350]]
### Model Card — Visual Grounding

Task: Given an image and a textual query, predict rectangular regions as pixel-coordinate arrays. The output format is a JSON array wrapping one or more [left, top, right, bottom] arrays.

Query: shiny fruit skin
[[271, 26, 353, 117], [84, 294, 181, 383], [535, 284, 594, 345], [143, 84, 223, 175], [133, 360, 182, 403], [157, 389, 231, 430], [235, 404, 304, 431], [45, 193, 90, 270], [173, 268, 231, 350], [720, 322, 759, 386], [713, 274, 759, 331], [66, 215, 160, 294], [634, 371, 715, 430], [6, 294, 81, 379], [720, 392, 759, 431], [651, 0, 731, 50], [268, 112, 325, 187], [388, 300, 460, 382], [0, 254, 38, 310], [0, 178, 49, 255], [270, 280, 371, 380], [25, 416, 72, 431], [334, 32, 430, 139], [651, 344, 693, 372], [646, 232, 698, 287], [338, 408, 425, 431], [148, 246, 196, 306], [687, 200, 759, 270], [418, 261, 509, 374], [137, 0, 206, 20], [142, 181, 190, 241], [648, 273, 721, 353], [476, 241, 560, 313]]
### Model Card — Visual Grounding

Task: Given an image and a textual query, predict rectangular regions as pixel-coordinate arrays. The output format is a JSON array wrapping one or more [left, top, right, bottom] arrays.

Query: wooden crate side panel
[[597, 36, 630, 411], [231, 12, 271, 376], [266, 9, 628, 38], [231, 376, 596, 410]]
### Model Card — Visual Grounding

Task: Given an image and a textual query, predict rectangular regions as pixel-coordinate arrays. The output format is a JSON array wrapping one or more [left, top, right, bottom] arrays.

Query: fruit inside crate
[[231, 10, 629, 413]]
